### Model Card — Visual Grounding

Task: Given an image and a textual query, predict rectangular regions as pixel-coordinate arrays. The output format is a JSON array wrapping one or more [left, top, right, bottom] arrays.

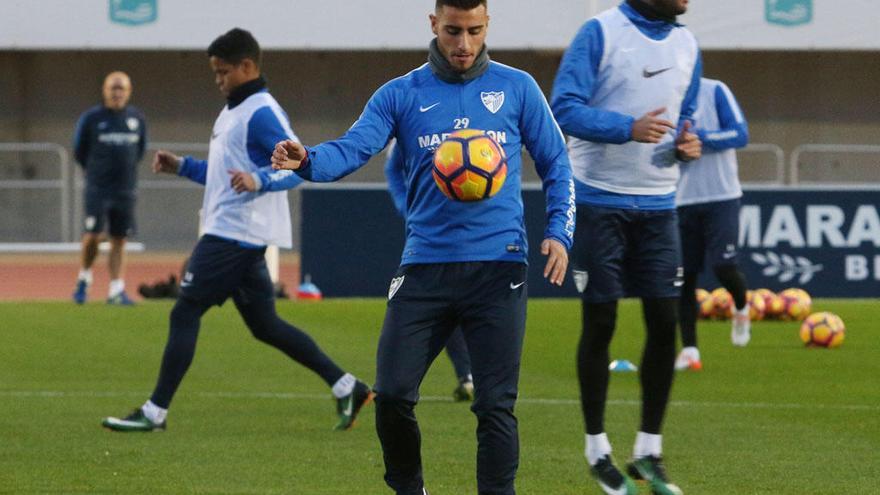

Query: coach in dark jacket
[[72, 71, 147, 305]]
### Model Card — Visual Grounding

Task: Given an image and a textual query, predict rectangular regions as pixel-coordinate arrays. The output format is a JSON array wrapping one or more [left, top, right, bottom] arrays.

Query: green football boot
[[590, 455, 638, 495], [627, 455, 683, 495], [102, 408, 166, 432], [452, 380, 474, 402], [334, 381, 374, 431]]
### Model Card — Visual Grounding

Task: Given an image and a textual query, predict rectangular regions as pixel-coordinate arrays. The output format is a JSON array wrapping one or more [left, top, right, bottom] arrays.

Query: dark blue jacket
[[73, 105, 147, 196]]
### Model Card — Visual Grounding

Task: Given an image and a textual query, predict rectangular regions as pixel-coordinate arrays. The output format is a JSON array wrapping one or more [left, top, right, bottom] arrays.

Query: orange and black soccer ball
[[799, 312, 845, 348], [432, 129, 508, 202]]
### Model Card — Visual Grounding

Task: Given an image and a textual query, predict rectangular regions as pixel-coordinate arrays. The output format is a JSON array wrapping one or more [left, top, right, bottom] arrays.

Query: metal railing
[[0, 142, 71, 242], [5, 140, 880, 247], [140, 142, 209, 190], [740, 142, 785, 184], [790, 144, 880, 185], [70, 142, 209, 243]]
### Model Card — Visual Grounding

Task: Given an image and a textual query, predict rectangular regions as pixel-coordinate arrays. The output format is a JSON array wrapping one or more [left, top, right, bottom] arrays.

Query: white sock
[[585, 433, 613, 465], [633, 431, 662, 459], [331, 373, 356, 398], [735, 305, 749, 317], [682, 346, 700, 360], [141, 400, 167, 424], [77, 269, 93, 285], [109, 279, 125, 297]]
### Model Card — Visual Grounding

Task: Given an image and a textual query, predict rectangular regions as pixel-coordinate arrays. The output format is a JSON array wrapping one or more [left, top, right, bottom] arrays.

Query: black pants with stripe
[[149, 235, 345, 409], [374, 261, 527, 495]]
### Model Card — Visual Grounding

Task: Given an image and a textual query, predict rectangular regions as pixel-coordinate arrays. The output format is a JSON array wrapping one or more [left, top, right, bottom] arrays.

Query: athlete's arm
[[677, 51, 703, 129], [699, 82, 749, 152], [384, 141, 407, 217], [271, 82, 398, 182], [240, 106, 304, 193], [150, 151, 206, 185], [520, 75, 575, 285], [137, 113, 148, 162], [550, 20, 635, 144], [675, 51, 703, 161], [72, 112, 91, 167]]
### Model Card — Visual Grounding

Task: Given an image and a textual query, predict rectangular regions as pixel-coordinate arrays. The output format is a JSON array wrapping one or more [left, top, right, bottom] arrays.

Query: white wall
[[602, 0, 880, 50], [0, 0, 590, 50], [5, 0, 880, 51]]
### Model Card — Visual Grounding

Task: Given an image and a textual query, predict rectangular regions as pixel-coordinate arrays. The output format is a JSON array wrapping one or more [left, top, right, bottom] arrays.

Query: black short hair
[[435, 0, 487, 11], [207, 28, 262, 67]]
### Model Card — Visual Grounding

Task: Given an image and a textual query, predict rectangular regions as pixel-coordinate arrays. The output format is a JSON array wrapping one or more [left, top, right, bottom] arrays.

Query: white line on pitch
[[0, 390, 877, 412]]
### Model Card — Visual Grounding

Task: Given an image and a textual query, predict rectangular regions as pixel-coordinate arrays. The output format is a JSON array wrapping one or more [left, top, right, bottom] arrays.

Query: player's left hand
[[541, 238, 568, 286], [271, 140, 307, 170], [228, 170, 257, 193], [675, 121, 702, 161]]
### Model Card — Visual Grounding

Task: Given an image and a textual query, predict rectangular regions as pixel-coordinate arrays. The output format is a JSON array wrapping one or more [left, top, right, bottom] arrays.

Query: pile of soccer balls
[[696, 287, 845, 348], [696, 287, 809, 321]]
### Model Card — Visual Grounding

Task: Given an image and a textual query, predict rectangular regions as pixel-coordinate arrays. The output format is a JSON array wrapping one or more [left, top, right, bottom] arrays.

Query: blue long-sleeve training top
[[259, 62, 575, 266], [384, 141, 407, 217]]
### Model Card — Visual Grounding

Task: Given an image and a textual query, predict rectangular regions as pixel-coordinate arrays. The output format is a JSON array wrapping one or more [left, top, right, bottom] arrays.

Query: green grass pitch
[[1, 299, 877, 494]]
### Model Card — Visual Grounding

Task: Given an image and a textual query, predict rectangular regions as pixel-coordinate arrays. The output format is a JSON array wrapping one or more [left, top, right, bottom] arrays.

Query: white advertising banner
[[598, 0, 880, 50], [0, 0, 590, 50], [2, 1, 879, 51]]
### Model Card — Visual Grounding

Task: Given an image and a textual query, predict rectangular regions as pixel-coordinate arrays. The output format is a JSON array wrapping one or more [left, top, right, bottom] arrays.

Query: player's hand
[[541, 238, 568, 286], [631, 107, 675, 144], [151, 150, 182, 175], [271, 140, 307, 170], [228, 170, 257, 193], [675, 121, 702, 161]]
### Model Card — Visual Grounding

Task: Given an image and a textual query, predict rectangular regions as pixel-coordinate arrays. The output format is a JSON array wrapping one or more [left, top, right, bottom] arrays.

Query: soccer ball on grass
[[754, 288, 784, 319], [799, 312, 845, 348], [695, 288, 714, 319], [710, 287, 733, 319], [746, 290, 767, 321], [778, 288, 812, 321]]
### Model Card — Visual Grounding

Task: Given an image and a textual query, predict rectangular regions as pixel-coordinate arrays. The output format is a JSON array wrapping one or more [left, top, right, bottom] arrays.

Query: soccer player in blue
[[675, 77, 752, 372], [72, 71, 146, 305], [551, 0, 702, 493], [248, 1, 575, 492], [385, 142, 474, 402], [101, 28, 372, 433]]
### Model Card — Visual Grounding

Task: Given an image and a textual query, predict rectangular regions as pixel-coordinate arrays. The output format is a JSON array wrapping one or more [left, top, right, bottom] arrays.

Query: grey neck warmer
[[428, 38, 490, 83]]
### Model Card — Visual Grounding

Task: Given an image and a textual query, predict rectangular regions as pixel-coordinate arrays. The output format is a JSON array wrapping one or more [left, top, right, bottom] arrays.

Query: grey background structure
[[2, 50, 879, 248]]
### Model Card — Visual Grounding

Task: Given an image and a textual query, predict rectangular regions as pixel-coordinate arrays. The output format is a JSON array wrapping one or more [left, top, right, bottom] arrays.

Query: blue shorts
[[180, 234, 272, 307], [83, 191, 135, 237], [571, 205, 683, 303], [677, 198, 740, 273]]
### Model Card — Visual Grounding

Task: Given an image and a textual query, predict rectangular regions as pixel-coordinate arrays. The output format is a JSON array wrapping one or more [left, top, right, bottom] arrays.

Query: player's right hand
[[151, 150, 181, 175], [631, 107, 675, 144], [271, 140, 306, 170]]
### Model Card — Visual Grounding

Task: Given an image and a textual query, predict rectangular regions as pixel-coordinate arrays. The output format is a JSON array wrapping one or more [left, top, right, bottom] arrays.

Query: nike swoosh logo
[[211, 132, 220, 139], [510, 281, 525, 290], [642, 67, 673, 78], [342, 397, 353, 416], [723, 252, 737, 259], [419, 102, 440, 113], [180, 282, 192, 288]]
